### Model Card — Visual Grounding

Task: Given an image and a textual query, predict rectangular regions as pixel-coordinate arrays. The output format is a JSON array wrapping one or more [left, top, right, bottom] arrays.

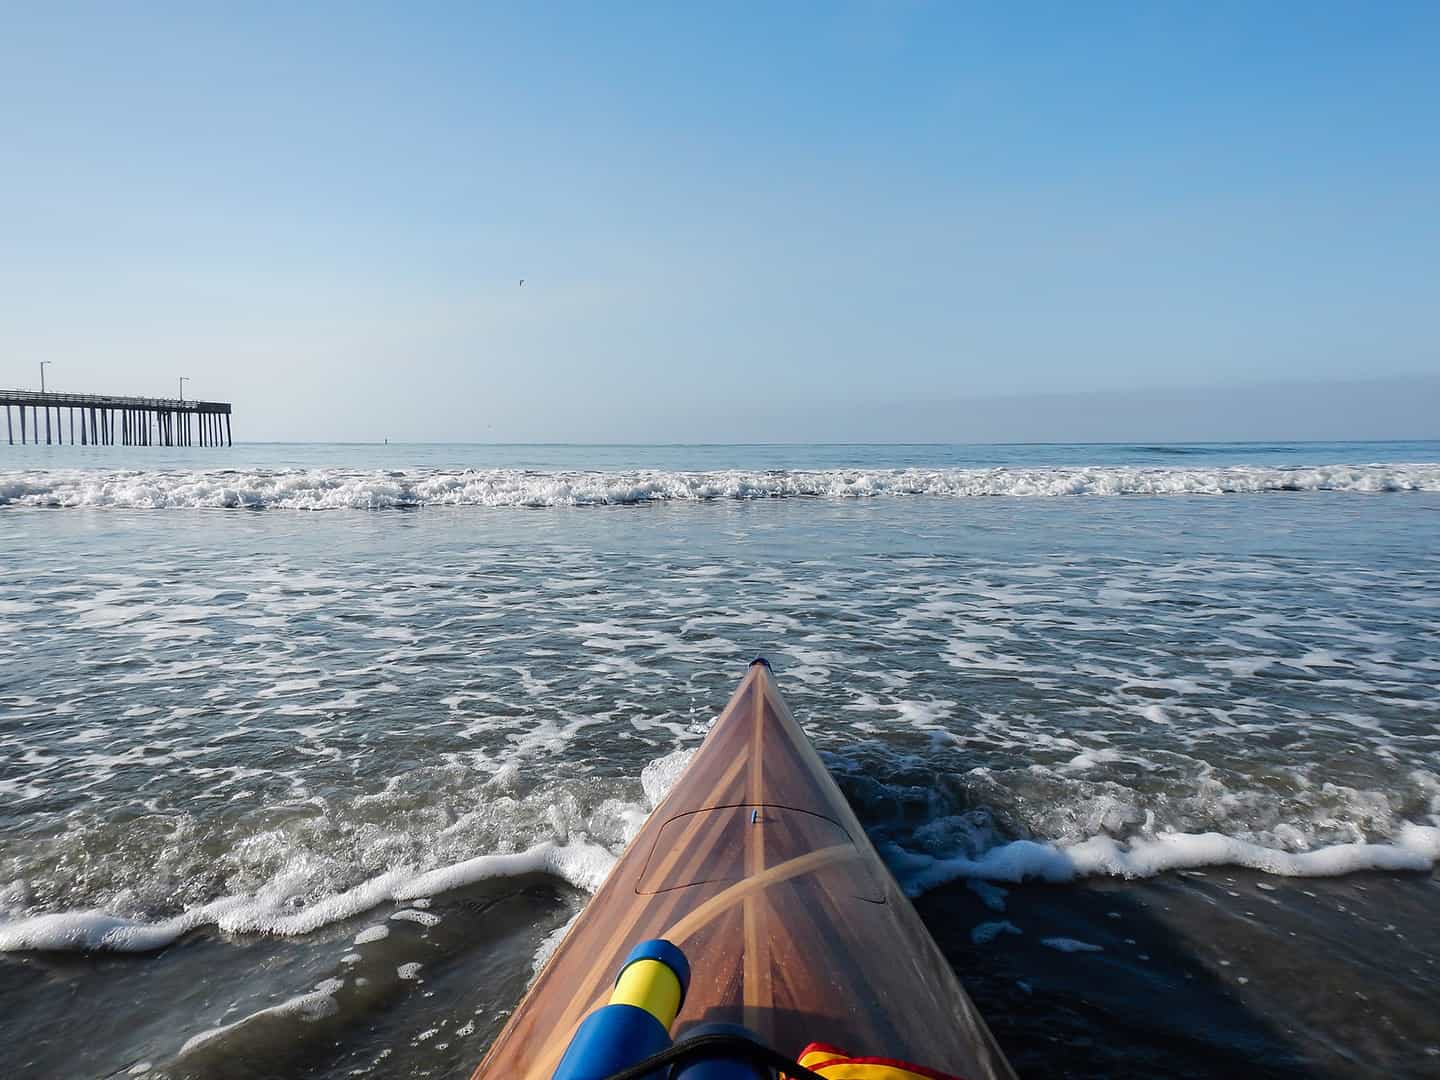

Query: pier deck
[[1, 390, 232, 447]]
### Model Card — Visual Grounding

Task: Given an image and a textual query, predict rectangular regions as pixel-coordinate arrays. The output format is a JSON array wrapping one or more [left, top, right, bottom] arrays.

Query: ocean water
[[1, 441, 1438, 1078]]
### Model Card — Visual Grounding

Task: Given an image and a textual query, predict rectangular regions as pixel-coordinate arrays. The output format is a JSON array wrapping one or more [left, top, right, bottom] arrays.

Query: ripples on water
[[1, 447, 1438, 1077]]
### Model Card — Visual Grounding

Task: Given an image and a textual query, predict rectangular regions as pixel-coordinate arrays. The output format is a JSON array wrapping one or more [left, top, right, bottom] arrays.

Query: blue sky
[[1, 2, 1436, 441]]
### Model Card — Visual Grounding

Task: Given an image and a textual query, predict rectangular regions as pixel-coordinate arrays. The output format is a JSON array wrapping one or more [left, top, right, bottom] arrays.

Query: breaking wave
[[884, 823, 1440, 896], [2, 462, 1439, 509], [0, 751, 698, 956], [0, 840, 615, 953], [4, 750, 1436, 955]]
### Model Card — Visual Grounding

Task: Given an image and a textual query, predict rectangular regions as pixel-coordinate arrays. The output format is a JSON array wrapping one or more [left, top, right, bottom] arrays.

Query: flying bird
[[519, 279, 525, 287]]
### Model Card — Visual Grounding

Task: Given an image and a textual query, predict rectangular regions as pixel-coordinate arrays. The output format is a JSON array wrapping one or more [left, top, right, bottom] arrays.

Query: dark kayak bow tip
[[748, 655, 772, 670]]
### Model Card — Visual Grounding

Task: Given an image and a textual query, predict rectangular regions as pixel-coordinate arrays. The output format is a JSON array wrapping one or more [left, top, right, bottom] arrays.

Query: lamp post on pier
[[179, 377, 189, 401], [40, 361, 52, 392]]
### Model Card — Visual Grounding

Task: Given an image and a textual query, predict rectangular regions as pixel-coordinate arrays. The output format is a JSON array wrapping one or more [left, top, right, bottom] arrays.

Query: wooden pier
[[1, 390, 232, 448]]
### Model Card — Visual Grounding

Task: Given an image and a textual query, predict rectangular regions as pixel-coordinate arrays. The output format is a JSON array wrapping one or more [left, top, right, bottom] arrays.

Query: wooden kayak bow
[[473, 660, 1016, 1080]]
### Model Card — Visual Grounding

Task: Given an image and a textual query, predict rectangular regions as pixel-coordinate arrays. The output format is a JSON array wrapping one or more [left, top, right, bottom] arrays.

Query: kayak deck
[[473, 662, 1015, 1079]]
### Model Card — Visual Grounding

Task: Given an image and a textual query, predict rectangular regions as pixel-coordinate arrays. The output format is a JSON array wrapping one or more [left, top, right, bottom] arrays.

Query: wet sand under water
[[919, 869, 1440, 1078], [6, 867, 1436, 1078], [2, 875, 576, 1079]]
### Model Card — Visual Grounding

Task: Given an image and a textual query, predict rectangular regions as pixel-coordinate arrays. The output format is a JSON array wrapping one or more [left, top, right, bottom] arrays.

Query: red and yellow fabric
[[791, 1041, 967, 1080]]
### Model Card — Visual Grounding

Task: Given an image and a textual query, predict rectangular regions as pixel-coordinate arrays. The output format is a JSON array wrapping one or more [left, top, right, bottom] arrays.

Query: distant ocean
[[2, 441, 1438, 1078]]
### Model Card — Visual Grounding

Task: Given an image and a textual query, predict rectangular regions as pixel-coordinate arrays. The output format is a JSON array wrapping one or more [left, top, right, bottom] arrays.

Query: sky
[[1, 2, 1437, 442]]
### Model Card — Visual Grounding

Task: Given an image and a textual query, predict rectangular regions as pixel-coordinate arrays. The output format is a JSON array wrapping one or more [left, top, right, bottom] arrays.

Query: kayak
[[473, 659, 1016, 1079]]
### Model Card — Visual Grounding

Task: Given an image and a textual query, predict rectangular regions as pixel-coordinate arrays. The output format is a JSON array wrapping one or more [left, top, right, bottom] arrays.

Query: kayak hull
[[473, 663, 1015, 1079]]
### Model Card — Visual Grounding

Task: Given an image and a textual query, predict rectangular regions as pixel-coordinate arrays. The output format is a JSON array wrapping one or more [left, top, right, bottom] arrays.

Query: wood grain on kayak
[[472, 663, 1016, 1080]]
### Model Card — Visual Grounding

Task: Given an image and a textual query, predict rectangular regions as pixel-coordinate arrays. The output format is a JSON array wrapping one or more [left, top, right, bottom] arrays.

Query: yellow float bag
[[791, 1041, 968, 1080]]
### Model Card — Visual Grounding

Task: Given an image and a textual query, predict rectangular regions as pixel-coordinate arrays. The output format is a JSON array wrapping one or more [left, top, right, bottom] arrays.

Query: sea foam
[[0, 840, 614, 953], [0, 741, 701, 957], [2, 462, 1438, 510], [7, 822, 1435, 955], [178, 978, 344, 1056], [886, 823, 1440, 896]]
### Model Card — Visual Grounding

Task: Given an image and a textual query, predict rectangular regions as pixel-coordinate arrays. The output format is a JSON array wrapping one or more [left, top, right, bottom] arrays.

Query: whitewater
[[2, 461, 1439, 509]]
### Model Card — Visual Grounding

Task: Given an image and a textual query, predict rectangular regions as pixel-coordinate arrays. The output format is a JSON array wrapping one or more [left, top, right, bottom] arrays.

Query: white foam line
[[179, 978, 344, 1056], [0, 840, 615, 954], [890, 823, 1440, 895], [3, 462, 1438, 510], [531, 908, 584, 978]]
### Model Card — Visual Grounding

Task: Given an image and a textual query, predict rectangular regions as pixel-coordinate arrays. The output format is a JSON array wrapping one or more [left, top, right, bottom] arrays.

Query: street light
[[179, 377, 189, 402], [40, 361, 52, 393]]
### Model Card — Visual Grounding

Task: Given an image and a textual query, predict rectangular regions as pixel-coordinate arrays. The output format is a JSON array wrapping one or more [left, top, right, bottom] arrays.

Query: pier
[[1, 390, 232, 448]]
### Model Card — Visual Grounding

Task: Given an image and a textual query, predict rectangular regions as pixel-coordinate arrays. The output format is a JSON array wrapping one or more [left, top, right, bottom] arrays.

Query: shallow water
[[1, 442, 1438, 1077]]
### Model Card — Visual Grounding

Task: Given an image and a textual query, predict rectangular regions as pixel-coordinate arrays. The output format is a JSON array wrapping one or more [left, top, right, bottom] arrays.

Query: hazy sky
[[1, 3, 1436, 442]]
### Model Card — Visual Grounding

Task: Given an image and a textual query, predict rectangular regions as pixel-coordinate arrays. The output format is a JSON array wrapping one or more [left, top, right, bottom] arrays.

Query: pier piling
[[0, 390, 232, 448]]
